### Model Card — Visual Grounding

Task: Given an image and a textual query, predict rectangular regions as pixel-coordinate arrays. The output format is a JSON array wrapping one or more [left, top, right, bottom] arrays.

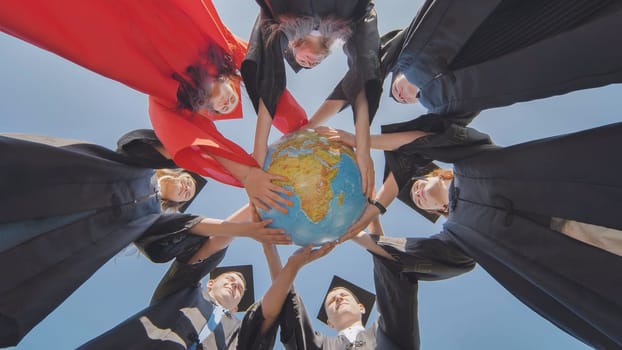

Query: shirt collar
[[338, 324, 366, 343]]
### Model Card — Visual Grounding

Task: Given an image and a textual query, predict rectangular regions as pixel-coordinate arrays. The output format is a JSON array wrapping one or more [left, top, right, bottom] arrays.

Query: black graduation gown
[[389, 0, 622, 114], [270, 238, 474, 350], [78, 248, 262, 350], [385, 121, 622, 349], [0, 131, 205, 346], [381, 111, 495, 219], [241, 0, 382, 122]]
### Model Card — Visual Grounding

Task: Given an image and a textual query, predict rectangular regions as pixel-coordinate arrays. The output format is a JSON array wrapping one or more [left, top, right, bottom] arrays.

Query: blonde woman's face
[[410, 176, 450, 211], [158, 173, 196, 203], [293, 36, 328, 68], [207, 79, 239, 114]]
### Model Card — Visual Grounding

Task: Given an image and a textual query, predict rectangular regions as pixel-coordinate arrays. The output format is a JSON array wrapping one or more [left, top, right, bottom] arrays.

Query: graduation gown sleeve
[[325, 27, 404, 109], [235, 302, 280, 350], [150, 248, 229, 304], [339, 6, 382, 123], [381, 112, 497, 214], [370, 233, 474, 350], [278, 289, 325, 350], [371, 233, 475, 282], [133, 213, 207, 264], [240, 14, 310, 127], [372, 255, 420, 350], [149, 97, 257, 187], [77, 249, 228, 350]]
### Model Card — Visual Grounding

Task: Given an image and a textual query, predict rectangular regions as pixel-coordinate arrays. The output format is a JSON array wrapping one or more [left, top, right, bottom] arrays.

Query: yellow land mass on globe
[[268, 152, 339, 223], [272, 132, 313, 158]]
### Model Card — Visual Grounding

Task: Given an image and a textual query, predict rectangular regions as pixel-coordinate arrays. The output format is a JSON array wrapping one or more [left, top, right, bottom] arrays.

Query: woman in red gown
[[0, 0, 307, 211]]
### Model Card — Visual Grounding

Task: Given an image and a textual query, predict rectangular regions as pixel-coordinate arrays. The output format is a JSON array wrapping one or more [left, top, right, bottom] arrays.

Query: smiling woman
[[409, 169, 453, 215], [156, 169, 198, 212]]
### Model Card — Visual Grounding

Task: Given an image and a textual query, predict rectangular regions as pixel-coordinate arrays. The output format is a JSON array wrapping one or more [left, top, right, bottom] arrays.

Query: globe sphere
[[258, 130, 367, 246]]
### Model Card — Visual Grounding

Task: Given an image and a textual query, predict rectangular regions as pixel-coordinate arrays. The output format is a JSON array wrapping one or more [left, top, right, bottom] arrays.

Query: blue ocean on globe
[[258, 130, 367, 246]]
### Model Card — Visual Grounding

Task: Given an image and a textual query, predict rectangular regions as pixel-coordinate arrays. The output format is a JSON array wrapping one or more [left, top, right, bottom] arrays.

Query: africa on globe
[[259, 130, 367, 246]]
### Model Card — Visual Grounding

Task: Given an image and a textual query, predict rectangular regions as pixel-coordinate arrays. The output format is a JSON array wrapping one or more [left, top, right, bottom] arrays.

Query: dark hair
[[172, 45, 238, 113]]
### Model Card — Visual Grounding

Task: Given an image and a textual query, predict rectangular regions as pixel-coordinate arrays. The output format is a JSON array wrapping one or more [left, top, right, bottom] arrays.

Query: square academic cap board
[[178, 172, 208, 213]]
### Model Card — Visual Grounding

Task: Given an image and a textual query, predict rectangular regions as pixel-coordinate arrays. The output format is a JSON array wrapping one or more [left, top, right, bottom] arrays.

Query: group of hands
[[235, 126, 382, 265], [243, 126, 372, 214]]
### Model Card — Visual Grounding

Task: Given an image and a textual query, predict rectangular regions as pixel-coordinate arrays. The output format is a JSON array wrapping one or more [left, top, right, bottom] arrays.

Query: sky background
[[2, 1, 620, 349]]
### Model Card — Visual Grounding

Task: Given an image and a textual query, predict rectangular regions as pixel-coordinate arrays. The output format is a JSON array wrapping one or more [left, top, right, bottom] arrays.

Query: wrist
[[240, 165, 256, 185], [367, 198, 387, 215], [285, 259, 303, 272]]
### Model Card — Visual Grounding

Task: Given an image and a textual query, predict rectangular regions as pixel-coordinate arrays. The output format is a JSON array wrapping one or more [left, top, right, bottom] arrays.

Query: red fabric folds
[[0, 0, 307, 185]]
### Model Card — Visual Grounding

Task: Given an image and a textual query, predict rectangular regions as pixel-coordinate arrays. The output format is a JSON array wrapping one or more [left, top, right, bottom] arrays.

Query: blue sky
[[2, 1, 620, 349]]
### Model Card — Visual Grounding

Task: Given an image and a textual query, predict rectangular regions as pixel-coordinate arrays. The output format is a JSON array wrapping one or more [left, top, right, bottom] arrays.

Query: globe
[[259, 129, 367, 246]]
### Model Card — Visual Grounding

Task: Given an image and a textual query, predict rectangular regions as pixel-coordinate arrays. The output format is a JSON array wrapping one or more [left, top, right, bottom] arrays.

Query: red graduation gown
[[0, 0, 308, 186]]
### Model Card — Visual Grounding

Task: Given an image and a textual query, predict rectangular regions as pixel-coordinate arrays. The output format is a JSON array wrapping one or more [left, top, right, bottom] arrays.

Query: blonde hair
[[263, 15, 352, 53], [426, 168, 454, 181], [155, 169, 196, 212]]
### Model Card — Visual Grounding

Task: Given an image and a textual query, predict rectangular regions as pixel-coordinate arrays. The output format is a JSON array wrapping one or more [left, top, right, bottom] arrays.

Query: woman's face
[[410, 176, 450, 212], [293, 36, 328, 68], [391, 73, 419, 104], [206, 79, 239, 114], [158, 173, 196, 203]]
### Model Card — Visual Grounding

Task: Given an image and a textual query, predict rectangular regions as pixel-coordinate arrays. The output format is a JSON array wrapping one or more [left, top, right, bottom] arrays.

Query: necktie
[[197, 304, 227, 342]]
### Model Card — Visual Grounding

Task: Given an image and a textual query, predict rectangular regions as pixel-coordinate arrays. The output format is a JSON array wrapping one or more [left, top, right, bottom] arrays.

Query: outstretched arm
[[253, 99, 273, 168], [262, 243, 283, 282], [339, 172, 400, 243], [353, 91, 374, 198], [259, 243, 336, 335], [316, 126, 432, 151], [188, 214, 290, 246], [212, 155, 293, 214], [306, 99, 348, 129]]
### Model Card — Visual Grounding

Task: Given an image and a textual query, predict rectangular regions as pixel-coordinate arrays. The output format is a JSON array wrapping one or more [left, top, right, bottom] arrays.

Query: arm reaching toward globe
[[258, 242, 337, 335]]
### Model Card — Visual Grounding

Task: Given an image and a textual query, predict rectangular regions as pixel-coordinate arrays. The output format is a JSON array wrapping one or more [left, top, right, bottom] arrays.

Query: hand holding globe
[[258, 130, 367, 246]]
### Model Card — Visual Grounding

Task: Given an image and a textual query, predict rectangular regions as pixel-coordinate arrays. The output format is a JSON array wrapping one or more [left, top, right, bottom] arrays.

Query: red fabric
[[0, 0, 307, 184], [149, 97, 257, 187]]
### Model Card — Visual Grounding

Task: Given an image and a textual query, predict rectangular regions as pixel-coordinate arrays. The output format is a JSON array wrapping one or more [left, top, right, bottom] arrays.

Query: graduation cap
[[317, 275, 376, 327], [396, 162, 442, 223], [177, 172, 207, 213], [209, 265, 254, 312]]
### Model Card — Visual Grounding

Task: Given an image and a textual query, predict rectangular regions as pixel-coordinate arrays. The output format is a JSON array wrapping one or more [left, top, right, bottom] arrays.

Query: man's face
[[207, 272, 245, 312], [324, 287, 364, 329]]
